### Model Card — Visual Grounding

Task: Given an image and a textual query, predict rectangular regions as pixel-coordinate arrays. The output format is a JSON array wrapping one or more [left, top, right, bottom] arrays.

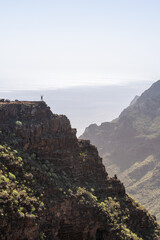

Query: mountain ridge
[[80, 80, 160, 221]]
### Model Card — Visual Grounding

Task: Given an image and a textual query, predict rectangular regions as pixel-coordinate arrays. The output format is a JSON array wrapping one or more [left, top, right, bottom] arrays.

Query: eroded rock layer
[[0, 101, 159, 239]]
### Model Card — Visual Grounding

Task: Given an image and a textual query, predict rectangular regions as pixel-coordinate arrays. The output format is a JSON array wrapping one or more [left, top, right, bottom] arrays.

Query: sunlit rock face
[[0, 100, 159, 240]]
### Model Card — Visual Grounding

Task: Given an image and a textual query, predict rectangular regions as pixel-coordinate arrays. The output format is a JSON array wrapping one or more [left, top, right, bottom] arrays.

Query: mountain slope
[[0, 100, 160, 239], [80, 80, 160, 221]]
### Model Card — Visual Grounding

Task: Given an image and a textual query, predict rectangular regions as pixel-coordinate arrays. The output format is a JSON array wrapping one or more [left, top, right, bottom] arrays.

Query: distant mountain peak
[[80, 80, 160, 221], [130, 95, 139, 106], [151, 79, 160, 87], [139, 79, 160, 100]]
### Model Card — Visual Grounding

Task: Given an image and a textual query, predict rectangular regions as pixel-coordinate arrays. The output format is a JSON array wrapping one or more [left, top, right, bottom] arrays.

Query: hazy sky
[[1, 0, 160, 90]]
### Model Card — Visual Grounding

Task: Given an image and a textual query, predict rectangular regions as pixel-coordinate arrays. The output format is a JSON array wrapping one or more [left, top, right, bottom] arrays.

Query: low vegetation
[[0, 100, 160, 239]]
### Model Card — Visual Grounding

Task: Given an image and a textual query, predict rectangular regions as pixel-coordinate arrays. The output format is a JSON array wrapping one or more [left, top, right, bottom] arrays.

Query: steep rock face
[[0, 101, 77, 154], [0, 101, 160, 239], [80, 80, 160, 221]]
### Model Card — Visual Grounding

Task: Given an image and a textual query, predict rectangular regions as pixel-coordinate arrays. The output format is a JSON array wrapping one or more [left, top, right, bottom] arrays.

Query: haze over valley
[[81, 80, 160, 221], [0, 81, 153, 136]]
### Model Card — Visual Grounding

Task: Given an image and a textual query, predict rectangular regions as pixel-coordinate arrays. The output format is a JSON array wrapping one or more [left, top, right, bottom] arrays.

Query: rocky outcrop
[[0, 101, 160, 239], [0, 101, 77, 153]]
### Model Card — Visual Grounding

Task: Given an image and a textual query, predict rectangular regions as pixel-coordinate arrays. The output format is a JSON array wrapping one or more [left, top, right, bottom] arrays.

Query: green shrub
[[0, 145, 4, 150], [9, 172, 16, 180], [12, 189, 19, 197], [15, 121, 22, 127], [39, 232, 46, 240], [0, 175, 9, 183]]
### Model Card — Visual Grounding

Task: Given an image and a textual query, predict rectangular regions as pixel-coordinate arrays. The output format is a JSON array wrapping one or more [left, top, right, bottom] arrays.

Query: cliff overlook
[[80, 80, 160, 221], [0, 100, 160, 239]]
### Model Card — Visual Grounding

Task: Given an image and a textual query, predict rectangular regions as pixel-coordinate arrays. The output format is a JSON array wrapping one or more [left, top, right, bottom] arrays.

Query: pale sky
[[1, 0, 160, 90]]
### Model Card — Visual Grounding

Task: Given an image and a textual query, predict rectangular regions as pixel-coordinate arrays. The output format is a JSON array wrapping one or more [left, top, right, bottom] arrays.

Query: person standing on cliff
[[41, 95, 44, 101]]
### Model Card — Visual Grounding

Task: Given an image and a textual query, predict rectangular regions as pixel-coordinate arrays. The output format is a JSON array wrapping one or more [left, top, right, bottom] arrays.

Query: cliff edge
[[0, 101, 159, 239]]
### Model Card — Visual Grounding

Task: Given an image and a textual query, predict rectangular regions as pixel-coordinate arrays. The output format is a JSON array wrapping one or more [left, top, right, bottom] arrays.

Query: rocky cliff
[[0, 100, 160, 239], [80, 80, 160, 221]]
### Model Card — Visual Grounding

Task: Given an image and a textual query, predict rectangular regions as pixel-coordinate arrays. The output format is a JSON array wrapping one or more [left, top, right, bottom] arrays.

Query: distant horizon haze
[[0, 81, 154, 136]]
